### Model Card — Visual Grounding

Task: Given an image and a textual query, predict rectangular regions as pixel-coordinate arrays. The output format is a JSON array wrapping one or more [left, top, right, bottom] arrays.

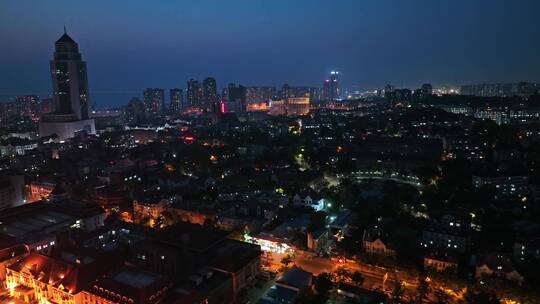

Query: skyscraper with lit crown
[[323, 71, 339, 101]]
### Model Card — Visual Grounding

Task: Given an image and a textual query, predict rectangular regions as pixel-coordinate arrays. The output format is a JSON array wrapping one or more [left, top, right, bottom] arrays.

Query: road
[[294, 254, 416, 283], [258, 250, 466, 302], [292, 252, 467, 302]]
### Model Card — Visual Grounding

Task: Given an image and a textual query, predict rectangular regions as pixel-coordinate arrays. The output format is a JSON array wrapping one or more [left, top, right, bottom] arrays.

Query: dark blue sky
[[1, 0, 540, 107]]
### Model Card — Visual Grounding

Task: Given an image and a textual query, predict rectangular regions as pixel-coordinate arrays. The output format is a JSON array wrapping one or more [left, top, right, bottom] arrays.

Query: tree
[[463, 288, 501, 304], [308, 211, 327, 231], [415, 276, 432, 304], [314, 272, 334, 297], [334, 266, 351, 283], [296, 289, 326, 304], [336, 231, 362, 256], [350, 271, 365, 287], [280, 255, 293, 269], [390, 280, 405, 304], [433, 288, 450, 304]]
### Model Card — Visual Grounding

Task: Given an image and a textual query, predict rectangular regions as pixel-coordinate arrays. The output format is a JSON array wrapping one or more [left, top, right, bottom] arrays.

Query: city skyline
[[2, 2, 540, 303], [1, 0, 540, 108]]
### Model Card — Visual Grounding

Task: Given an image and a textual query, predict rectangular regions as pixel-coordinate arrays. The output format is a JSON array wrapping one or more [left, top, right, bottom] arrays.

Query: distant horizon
[[0, 79, 538, 110], [2, 0, 540, 109]]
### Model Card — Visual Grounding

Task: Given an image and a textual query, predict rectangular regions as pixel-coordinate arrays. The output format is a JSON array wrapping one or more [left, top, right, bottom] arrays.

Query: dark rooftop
[[275, 267, 312, 290], [56, 33, 77, 44], [157, 222, 231, 252], [210, 239, 261, 273]]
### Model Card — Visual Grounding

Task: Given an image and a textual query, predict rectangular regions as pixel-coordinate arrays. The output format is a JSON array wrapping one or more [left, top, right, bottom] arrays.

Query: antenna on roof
[[64, 25, 67, 34]]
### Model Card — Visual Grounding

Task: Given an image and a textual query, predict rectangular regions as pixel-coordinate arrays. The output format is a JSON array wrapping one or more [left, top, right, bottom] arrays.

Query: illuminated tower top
[[50, 29, 89, 120]]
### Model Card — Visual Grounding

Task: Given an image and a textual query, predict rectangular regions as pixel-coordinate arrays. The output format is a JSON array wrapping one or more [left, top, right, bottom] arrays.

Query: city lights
[[0, 3, 538, 303]]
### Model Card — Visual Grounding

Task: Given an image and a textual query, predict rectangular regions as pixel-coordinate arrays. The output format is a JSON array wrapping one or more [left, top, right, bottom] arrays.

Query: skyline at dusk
[[2, 0, 540, 108], [2, 2, 540, 303]]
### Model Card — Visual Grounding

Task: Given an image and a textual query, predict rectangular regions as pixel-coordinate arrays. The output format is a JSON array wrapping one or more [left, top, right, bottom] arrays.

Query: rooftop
[[210, 239, 261, 273], [275, 267, 312, 290], [114, 269, 159, 288], [56, 32, 77, 44], [157, 222, 231, 252]]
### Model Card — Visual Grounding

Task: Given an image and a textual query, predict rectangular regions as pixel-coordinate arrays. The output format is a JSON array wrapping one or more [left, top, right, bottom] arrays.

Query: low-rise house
[[362, 229, 396, 256], [424, 252, 458, 273], [329, 209, 354, 238], [209, 240, 261, 302], [0, 171, 25, 210], [292, 192, 327, 211], [472, 175, 529, 199], [421, 222, 471, 253], [336, 283, 388, 303], [0, 199, 106, 253], [0, 137, 38, 157], [275, 267, 313, 292], [307, 228, 328, 252], [169, 201, 218, 226], [513, 238, 540, 263], [133, 197, 170, 224], [26, 179, 56, 203], [475, 253, 524, 284], [260, 267, 313, 304], [127, 222, 260, 303], [235, 201, 278, 222], [0, 234, 29, 287], [6, 250, 121, 304], [83, 266, 173, 304], [94, 185, 130, 211]]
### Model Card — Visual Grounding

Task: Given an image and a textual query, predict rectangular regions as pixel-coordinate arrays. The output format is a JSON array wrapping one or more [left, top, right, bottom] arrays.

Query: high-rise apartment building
[[227, 84, 247, 112], [460, 82, 539, 97], [143, 88, 165, 114], [421, 83, 433, 96], [245, 87, 277, 104], [323, 71, 339, 101], [170, 88, 183, 111], [202, 77, 218, 106], [280, 85, 321, 101], [186, 79, 201, 107]]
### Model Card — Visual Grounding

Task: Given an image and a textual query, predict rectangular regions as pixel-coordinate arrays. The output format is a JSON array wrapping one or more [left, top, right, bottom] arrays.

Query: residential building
[[202, 77, 218, 108], [424, 252, 458, 273], [472, 175, 529, 199], [475, 253, 524, 284], [143, 88, 165, 115], [170, 88, 183, 112], [362, 229, 396, 256], [187, 79, 202, 108], [0, 171, 25, 210]]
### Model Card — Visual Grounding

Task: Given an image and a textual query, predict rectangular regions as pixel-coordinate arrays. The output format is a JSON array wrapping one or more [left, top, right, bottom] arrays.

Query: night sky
[[1, 0, 540, 108]]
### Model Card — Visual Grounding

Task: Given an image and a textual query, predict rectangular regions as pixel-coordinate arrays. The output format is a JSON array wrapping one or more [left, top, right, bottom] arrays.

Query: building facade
[[323, 71, 339, 101], [170, 88, 183, 112], [143, 88, 165, 115], [39, 30, 95, 140], [186, 79, 201, 108]]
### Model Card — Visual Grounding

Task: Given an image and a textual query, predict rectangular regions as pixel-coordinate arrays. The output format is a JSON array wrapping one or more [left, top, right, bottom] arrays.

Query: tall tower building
[[143, 88, 165, 114], [323, 71, 339, 101], [186, 79, 201, 107], [170, 88, 183, 111], [227, 83, 247, 112], [50, 29, 90, 120], [124, 97, 146, 125], [420, 83, 433, 96], [39, 29, 95, 140], [202, 77, 218, 106]]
